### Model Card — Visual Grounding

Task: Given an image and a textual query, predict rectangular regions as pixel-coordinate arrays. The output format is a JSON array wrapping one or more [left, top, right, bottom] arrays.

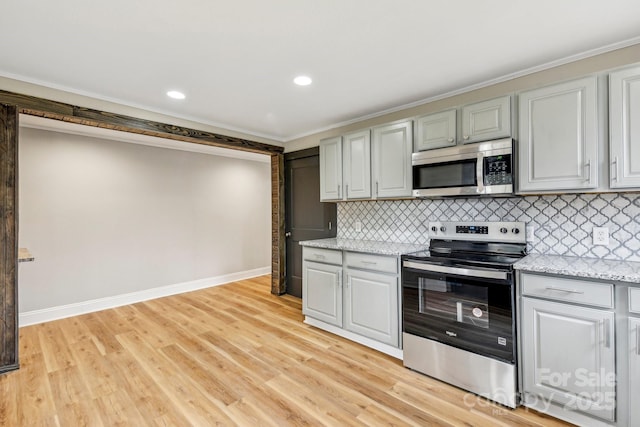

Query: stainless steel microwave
[[412, 138, 514, 197]]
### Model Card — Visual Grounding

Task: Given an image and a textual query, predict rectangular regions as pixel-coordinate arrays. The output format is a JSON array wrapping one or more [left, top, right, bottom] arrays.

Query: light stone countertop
[[299, 238, 429, 256], [514, 253, 640, 284]]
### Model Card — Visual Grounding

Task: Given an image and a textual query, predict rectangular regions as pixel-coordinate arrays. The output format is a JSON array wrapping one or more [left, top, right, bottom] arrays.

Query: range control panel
[[429, 221, 526, 243], [456, 225, 489, 234]]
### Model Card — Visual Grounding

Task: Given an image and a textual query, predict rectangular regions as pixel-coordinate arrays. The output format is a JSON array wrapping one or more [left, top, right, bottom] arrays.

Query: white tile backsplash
[[337, 193, 640, 262]]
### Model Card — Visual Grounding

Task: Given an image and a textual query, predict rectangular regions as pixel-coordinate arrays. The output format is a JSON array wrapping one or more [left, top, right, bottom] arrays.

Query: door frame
[[0, 90, 287, 372], [0, 104, 18, 373]]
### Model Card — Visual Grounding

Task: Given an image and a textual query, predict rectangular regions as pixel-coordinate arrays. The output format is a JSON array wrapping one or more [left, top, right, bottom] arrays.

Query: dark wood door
[[285, 148, 336, 298]]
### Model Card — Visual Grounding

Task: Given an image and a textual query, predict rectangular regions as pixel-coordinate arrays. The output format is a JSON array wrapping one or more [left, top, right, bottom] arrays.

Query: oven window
[[418, 277, 489, 328], [414, 159, 476, 189]]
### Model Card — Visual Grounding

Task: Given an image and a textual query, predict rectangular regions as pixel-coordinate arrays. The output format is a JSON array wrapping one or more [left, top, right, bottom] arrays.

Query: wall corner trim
[[18, 267, 270, 327]]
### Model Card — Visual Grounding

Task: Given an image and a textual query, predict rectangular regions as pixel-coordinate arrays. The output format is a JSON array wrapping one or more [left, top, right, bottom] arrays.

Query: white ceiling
[[2, 1, 640, 143]]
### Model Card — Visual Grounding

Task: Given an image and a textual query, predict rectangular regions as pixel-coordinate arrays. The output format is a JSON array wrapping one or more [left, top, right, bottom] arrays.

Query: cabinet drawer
[[344, 252, 397, 274], [521, 273, 613, 308], [630, 288, 640, 314], [303, 247, 342, 265]]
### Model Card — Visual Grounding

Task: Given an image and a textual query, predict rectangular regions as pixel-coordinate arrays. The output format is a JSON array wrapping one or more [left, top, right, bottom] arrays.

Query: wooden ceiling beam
[[0, 89, 283, 155]]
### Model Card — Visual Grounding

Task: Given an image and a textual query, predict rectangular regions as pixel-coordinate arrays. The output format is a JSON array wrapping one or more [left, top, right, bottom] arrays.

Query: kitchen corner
[[300, 215, 640, 426], [297, 61, 640, 426]]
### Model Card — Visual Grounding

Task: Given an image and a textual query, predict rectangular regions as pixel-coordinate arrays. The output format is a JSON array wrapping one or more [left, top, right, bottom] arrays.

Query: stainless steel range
[[401, 221, 526, 408]]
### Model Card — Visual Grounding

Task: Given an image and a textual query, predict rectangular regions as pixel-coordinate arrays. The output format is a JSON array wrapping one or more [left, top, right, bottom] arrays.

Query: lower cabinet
[[302, 259, 342, 327], [520, 273, 616, 424], [302, 246, 401, 353], [344, 267, 398, 346], [522, 298, 615, 422], [629, 318, 640, 425]]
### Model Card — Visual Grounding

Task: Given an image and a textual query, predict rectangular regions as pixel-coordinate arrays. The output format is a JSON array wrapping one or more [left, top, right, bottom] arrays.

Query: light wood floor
[[0, 275, 571, 426]]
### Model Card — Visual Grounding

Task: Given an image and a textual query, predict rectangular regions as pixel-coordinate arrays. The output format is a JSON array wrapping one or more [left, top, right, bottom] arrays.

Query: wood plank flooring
[[0, 275, 571, 426]]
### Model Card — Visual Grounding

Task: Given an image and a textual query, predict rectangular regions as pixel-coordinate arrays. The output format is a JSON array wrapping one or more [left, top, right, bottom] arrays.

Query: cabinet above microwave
[[414, 95, 512, 152]]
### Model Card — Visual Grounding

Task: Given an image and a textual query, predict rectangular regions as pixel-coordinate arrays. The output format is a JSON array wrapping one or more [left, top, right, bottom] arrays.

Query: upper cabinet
[[343, 130, 372, 199], [372, 120, 413, 198], [320, 120, 412, 201], [414, 95, 512, 152], [319, 131, 371, 201], [518, 76, 599, 193], [414, 109, 456, 151], [609, 65, 640, 189], [461, 96, 511, 144], [320, 62, 640, 199], [319, 136, 343, 201]]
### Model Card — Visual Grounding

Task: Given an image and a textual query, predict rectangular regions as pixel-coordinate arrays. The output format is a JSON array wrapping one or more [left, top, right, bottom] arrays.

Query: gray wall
[[18, 126, 271, 313]]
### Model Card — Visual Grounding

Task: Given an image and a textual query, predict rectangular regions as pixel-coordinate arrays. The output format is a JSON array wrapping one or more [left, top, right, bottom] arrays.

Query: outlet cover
[[593, 227, 610, 246], [355, 221, 362, 232], [526, 225, 535, 243]]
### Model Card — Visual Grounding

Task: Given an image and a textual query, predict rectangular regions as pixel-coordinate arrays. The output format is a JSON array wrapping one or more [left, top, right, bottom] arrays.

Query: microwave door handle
[[476, 153, 484, 193]]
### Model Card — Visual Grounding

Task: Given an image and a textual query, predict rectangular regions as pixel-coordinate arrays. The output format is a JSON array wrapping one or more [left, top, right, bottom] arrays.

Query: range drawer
[[344, 251, 398, 274], [303, 247, 342, 265], [630, 288, 640, 314], [521, 273, 613, 309]]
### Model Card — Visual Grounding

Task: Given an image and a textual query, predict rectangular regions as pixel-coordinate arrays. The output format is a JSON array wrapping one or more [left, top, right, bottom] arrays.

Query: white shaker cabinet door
[[343, 268, 399, 346], [343, 130, 371, 199], [461, 95, 511, 144], [319, 136, 343, 201], [522, 297, 615, 422], [302, 261, 342, 327], [518, 76, 599, 192], [610, 65, 640, 189], [414, 110, 457, 151], [372, 120, 413, 198]]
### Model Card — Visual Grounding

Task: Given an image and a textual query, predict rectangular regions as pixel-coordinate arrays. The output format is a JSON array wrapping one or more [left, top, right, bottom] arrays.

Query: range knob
[[512, 227, 520, 234], [500, 227, 508, 234], [431, 226, 438, 233], [440, 226, 446, 232]]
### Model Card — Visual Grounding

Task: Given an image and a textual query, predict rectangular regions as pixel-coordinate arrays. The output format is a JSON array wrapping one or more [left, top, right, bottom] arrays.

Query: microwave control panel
[[484, 155, 512, 185]]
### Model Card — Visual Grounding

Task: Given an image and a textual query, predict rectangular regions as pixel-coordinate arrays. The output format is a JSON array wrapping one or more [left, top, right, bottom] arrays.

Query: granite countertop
[[514, 253, 640, 284], [299, 238, 429, 256]]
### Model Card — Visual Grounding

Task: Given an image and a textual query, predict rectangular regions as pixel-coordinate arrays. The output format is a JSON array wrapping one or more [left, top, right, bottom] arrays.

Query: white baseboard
[[19, 266, 270, 327]]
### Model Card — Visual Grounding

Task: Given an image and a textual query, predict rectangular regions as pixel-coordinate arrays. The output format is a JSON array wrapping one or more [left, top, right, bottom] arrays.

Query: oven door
[[402, 260, 515, 363]]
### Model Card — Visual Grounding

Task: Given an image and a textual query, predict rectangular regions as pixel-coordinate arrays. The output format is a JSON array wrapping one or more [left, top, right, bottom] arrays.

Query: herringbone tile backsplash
[[337, 193, 640, 262]]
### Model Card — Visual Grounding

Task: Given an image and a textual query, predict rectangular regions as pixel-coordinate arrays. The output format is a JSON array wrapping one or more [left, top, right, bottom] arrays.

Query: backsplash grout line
[[336, 193, 640, 262]]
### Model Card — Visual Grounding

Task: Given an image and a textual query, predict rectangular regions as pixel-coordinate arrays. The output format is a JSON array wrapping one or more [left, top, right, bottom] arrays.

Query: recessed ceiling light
[[293, 76, 312, 86], [167, 90, 186, 100]]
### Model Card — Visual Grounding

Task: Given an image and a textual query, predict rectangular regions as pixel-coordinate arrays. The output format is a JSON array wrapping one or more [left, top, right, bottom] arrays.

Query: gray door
[[285, 148, 337, 297]]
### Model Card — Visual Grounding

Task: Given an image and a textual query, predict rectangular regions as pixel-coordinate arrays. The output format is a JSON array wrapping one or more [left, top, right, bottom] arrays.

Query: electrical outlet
[[526, 225, 535, 243], [355, 221, 362, 232], [593, 227, 610, 246]]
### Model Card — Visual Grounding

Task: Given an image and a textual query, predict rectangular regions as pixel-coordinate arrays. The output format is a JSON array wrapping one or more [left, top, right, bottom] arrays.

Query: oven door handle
[[403, 260, 508, 281]]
